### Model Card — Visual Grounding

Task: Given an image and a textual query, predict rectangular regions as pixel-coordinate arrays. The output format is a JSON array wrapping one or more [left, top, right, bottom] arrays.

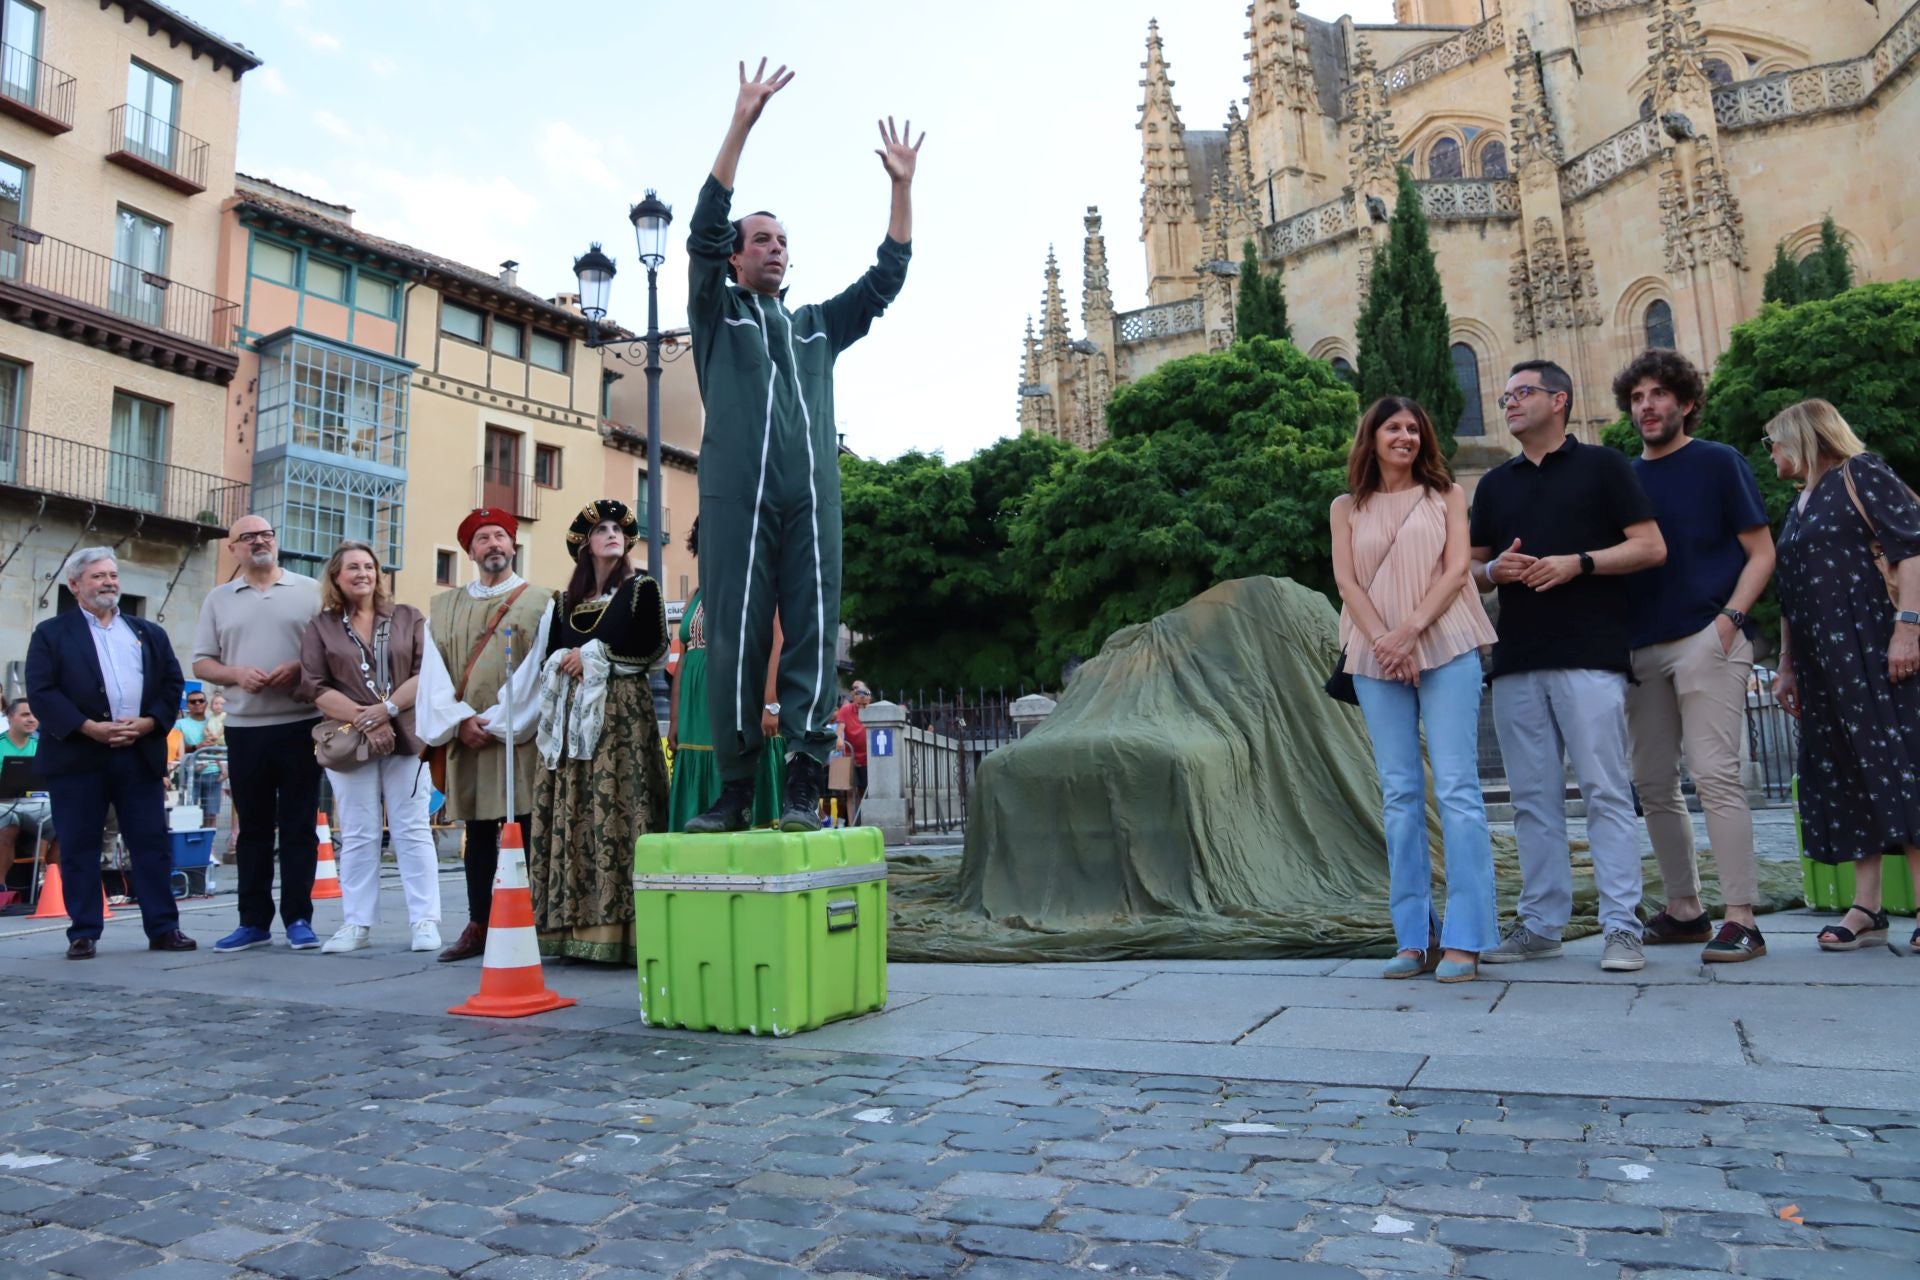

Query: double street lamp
[[572, 189, 688, 590]]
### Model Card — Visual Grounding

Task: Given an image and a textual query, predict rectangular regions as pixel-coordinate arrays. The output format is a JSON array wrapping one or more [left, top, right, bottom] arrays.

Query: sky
[[199, 0, 1396, 462]]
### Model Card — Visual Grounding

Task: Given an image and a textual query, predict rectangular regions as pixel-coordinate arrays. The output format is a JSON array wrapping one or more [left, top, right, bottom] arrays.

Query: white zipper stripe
[[778, 304, 829, 736], [737, 297, 779, 738]]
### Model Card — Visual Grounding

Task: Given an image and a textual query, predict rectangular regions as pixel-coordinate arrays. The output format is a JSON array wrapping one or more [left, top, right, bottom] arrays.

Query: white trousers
[[324, 755, 441, 929]]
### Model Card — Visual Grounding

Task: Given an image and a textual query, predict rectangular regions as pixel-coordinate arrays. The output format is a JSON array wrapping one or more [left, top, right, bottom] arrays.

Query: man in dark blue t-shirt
[[1614, 349, 1775, 964]]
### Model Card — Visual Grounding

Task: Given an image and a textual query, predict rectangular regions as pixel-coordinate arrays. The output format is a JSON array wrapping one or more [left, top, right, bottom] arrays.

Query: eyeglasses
[[185, 699, 206, 705], [233, 530, 276, 546], [1763, 436, 1782, 450], [1496, 385, 1558, 409]]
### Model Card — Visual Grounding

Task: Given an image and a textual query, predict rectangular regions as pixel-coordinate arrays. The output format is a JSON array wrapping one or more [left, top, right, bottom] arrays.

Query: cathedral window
[[1451, 344, 1485, 437], [1645, 300, 1677, 351], [1428, 137, 1463, 180], [1330, 357, 1356, 387], [1479, 141, 1508, 179], [1703, 58, 1736, 85]]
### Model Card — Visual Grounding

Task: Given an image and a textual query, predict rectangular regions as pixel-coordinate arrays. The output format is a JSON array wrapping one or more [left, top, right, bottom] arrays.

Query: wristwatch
[[382, 699, 399, 719], [1720, 607, 1747, 628], [764, 701, 781, 716], [1577, 552, 1595, 576], [1897, 610, 1920, 626]]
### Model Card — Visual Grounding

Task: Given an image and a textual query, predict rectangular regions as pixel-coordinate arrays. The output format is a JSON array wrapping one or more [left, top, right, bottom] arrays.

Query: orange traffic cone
[[311, 812, 342, 900], [29, 861, 113, 921], [449, 822, 575, 1019]]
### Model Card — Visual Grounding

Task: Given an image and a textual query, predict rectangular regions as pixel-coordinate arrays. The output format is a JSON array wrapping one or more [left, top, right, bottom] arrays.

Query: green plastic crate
[[632, 826, 887, 1036], [1792, 776, 1917, 914]]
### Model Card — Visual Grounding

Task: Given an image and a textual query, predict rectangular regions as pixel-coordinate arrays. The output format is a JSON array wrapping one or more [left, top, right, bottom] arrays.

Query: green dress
[[667, 589, 783, 831]]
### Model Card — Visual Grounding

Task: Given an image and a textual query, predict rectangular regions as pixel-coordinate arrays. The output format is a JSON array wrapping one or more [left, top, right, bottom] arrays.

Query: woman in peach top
[[1330, 396, 1500, 982]]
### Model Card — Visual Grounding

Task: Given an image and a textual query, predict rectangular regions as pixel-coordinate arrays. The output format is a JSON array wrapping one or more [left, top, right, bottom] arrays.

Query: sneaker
[[1644, 908, 1712, 945], [410, 921, 443, 953], [1480, 921, 1563, 964], [213, 925, 272, 953], [780, 755, 826, 833], [320, 925, 371, 954], [1601, 929, 1647, 972], [285, 920, 320, 950], [1701, 921, 1766, 963], [686, 778, 756, 834]]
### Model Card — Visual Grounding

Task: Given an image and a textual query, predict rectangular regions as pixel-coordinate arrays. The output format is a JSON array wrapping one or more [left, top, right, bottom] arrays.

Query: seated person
[[0, 698, 52, 890]]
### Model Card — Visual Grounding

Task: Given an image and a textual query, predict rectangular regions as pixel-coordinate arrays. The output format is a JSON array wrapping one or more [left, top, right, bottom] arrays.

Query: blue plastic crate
[[170, 829, 214, 869]]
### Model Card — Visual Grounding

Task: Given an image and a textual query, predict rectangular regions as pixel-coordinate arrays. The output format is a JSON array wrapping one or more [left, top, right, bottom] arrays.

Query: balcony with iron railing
[[0, 425, 248, 533], [106, 103, 210, 194], [0, 42, 75, 134], [0, 222, 239, 381], [473, 464, 542, 523]]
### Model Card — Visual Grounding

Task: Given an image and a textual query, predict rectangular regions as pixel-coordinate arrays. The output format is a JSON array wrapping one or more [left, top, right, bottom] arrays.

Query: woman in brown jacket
[[298, 541, 441, 955]]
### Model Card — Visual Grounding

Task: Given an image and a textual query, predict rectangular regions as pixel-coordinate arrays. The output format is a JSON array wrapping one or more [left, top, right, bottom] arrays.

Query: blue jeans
[[1355, 649, 1499, 953]]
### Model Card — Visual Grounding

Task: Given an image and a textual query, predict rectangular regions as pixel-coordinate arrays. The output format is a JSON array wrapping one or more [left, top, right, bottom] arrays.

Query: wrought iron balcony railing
[[106, 103, 210, 194], [473, 464, 542, 522], [0, 222, 238, 350], [0, 425, 247, 531], [0, 42, 75, 133]]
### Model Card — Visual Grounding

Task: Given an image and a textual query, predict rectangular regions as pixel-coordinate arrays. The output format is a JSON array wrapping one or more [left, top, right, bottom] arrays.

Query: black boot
[[781, 754, 826, 833], [687, 778, 757, 834]]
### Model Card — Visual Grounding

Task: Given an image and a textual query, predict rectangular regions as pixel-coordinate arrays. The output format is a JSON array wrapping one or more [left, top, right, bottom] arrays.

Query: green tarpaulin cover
[[887, 576, 1799, 961]]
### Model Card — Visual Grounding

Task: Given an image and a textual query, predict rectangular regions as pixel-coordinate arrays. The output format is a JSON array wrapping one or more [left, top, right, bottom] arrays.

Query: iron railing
[[472, 464, 541, 522], [875, 688, 1035, 837], [0, 42, 75, 130], [0, 223, 239, 348], [107, 103, 210, 191], [0, 425, 248, 530]]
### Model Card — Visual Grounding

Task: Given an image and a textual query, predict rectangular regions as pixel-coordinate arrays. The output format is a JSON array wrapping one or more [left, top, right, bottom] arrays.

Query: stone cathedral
[[1019, 0, 1919, 473]]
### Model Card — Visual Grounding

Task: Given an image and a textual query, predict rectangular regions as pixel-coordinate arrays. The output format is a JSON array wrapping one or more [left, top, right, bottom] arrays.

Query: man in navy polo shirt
[[1470, 360, 1668, 972], [1614, 349, 1775, 964]]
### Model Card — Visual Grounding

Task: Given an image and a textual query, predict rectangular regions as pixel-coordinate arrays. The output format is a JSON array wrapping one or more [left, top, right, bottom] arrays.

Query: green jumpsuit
[[687, 174, 911, 784]]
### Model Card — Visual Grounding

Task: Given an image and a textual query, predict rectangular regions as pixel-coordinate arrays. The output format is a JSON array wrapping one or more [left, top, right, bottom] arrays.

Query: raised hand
[[736, 57, 794, 126], [875, 116, 925, 185]]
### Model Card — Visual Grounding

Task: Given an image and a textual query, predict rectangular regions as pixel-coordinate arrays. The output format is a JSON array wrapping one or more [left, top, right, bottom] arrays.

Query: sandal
[[1892, 928, 1920, 958], [1818, 904, 1890, 952]]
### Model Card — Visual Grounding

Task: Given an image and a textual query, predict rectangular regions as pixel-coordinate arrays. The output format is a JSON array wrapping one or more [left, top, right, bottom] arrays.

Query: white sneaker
[[320, 925, 371, 954], [410, 921, 443, 953]]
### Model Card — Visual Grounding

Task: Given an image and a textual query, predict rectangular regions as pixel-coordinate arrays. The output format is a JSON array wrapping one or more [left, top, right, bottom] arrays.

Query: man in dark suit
[[24, 547, 196, 958]]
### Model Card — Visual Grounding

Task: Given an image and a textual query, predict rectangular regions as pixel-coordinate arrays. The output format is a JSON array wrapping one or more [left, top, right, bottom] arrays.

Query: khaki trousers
[[1626, 621, 1758, 908]]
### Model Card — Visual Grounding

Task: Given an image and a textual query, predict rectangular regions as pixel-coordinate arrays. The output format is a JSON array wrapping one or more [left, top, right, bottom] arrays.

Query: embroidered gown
[[666, 589, 784, 832], [529, 574, 670, 963]]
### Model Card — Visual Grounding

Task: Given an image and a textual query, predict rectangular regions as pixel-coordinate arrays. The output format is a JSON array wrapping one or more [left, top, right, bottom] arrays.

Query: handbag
[[1325, 493, 1429, 705], [424, 584, 530, 792], [313, 615, 397, 771], [1838, 456, 1918, 607]]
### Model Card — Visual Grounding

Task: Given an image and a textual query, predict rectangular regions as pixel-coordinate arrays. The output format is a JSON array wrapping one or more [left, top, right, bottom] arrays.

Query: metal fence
[[875, 688, 1034, 838], [1, 223, 239, 348], [0, 425, 248, 530]]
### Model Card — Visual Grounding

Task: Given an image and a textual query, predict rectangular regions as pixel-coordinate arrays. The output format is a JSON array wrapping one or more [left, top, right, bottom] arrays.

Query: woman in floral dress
[[1767, 400, 1920, 953]]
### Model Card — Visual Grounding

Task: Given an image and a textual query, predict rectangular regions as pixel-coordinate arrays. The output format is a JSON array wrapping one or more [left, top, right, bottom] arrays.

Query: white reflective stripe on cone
[[480, 924, 541, 970], [492, 852, 530, 892]]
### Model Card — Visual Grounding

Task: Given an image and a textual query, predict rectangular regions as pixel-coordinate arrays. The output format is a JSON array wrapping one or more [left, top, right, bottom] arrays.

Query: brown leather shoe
[[148, 931, 198, 952], [438, 921, 487, 962], [66, 938, 96, 960], [1643, 909, 1712, 945]]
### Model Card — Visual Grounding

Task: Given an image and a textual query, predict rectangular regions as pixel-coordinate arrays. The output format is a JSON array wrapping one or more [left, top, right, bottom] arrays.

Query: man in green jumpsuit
[[685, 58, 921, 833]]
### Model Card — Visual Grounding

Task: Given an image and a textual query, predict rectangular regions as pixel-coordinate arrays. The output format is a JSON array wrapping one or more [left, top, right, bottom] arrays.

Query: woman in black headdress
[[529, 500, 669, 964]]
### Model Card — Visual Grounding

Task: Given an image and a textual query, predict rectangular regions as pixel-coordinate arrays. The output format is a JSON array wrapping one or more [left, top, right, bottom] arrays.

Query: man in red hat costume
[[415, 509, 555, 961]]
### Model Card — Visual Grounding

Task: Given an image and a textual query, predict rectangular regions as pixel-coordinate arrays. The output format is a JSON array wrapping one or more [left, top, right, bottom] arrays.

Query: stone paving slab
[[1242, 1007, 1742, 1064], [942, 1033, 1428, 1088]]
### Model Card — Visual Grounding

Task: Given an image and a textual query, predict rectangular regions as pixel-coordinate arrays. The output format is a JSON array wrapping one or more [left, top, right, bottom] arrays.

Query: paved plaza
[[0, 817, 1915, 1280]]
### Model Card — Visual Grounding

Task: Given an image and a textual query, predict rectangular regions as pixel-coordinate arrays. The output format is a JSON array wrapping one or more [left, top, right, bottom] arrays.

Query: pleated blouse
[[1339, 484, 1497, 679]]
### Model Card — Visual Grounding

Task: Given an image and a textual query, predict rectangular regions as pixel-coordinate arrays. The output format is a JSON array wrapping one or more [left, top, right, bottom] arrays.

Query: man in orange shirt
[[831, 681, 871, 822]]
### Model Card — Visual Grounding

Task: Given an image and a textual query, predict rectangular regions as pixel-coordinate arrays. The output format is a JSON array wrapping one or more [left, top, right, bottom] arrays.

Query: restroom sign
[[871, 729, 893, 758]]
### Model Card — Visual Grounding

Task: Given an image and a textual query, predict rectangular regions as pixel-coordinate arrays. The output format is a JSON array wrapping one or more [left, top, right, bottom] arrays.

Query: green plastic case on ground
[[1793, 777, 1917, 914], [632, 826, 887, 1036]]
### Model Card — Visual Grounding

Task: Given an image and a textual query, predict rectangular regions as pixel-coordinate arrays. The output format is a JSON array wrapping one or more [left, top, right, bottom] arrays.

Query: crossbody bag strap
[[1840, 457, 1880, 543], [454, 583, 531, 702], [1361, 492, 1429, 595]]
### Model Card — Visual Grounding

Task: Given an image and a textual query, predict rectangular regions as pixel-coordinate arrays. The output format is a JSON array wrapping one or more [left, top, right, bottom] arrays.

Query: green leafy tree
[[1010, 337, 1357, 673], [838, 433, 1072, 691], [1356, 167, 1463, 454], [1762, 243, 1803, 307], [1235, 237, 1290, 343]]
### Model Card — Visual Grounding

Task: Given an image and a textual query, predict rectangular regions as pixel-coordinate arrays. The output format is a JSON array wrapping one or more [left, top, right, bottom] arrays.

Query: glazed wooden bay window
[[256, 336, 409, 469]]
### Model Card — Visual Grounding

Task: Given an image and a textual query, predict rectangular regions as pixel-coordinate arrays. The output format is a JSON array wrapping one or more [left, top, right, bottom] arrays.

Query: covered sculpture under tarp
[[886, 576, 1799, 961]]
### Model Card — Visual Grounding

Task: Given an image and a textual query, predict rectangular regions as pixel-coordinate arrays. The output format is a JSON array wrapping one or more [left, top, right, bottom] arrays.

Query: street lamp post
[[572, 189, 684, 589]]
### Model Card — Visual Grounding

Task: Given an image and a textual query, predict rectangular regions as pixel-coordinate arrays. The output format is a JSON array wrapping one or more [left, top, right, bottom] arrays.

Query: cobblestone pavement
[[3, 977, 1918, 1280]]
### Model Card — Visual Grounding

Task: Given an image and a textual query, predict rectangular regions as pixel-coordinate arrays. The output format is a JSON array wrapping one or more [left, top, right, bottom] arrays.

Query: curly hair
[[1612, 348, 1705, 430]]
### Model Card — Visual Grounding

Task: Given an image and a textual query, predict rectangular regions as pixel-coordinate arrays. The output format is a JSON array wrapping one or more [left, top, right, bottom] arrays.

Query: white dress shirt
[[86, 607, 144, 722]]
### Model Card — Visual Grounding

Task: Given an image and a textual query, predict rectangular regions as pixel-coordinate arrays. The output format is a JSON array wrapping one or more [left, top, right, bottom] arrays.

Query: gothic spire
[[1041, 246, 1069, 355], [1646, 0, 1711, 109], [1246, 0, 1310, 116], [1140, 19, 1196, 235], [1345, 37, 1401, 190], [1081, 207, 1113, 329], [1508, 30, 1563, 172]]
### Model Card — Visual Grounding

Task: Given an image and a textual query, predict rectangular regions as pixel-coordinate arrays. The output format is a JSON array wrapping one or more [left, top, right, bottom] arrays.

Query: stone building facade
[[1020, 0, 1919, 473]]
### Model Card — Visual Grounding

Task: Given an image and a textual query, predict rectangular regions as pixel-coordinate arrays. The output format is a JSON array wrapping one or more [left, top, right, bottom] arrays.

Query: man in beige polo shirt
[[192, 515, 323, 952]]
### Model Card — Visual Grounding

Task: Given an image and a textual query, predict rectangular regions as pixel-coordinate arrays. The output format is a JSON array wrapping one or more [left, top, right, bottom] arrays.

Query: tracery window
[[1479, 140, 1508, 179], [1428, 137, 1463, 180], [1645, 299, 1677, 351]]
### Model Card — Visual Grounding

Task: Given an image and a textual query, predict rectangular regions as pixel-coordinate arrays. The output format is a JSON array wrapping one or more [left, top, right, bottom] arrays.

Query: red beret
[[458, 508, 517, 550]]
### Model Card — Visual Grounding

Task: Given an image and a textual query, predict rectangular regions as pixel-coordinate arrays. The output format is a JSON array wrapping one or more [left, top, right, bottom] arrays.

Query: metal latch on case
[[826, 898, 858, 932]]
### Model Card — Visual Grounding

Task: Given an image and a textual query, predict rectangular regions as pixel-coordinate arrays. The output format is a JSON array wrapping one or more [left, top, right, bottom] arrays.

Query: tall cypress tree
[[1356, 167, 1462, 453], [1808, 215, 1854, 298], [1235, 238, 1291, 343], [1762, 243, 1803, 306]]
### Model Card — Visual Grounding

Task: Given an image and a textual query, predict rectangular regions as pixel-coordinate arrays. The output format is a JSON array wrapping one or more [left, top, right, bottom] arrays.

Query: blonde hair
[[1765, 398, 1867, 480], [318, 540, 390, 614]]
